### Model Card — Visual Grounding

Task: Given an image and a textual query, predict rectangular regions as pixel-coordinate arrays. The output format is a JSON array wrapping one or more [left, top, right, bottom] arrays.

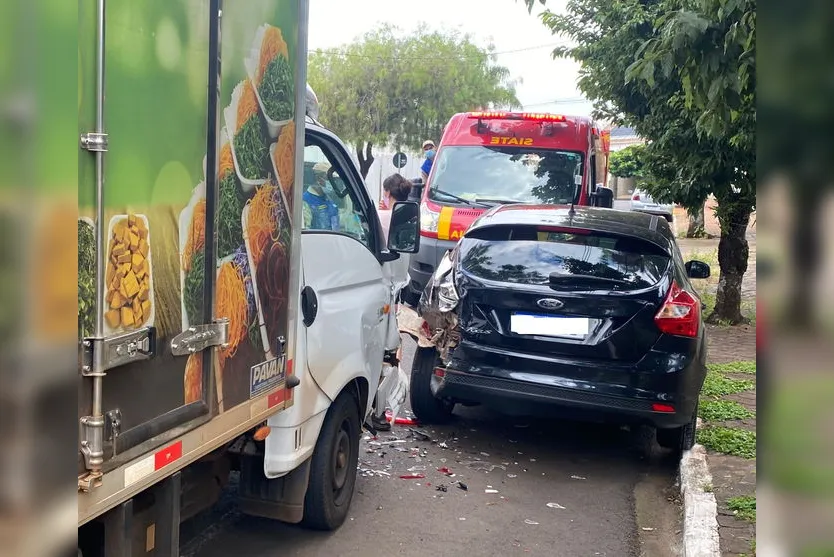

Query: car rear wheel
[[657, 403, 698, 453], [301, 391, 360, 531], [410, 347, 455, 424]]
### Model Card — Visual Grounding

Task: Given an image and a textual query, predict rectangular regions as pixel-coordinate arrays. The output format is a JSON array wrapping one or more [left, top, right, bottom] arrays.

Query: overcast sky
[[308, 0, 594, 117]]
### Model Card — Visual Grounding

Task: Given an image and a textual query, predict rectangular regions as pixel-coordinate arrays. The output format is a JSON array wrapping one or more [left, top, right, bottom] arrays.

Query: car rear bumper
[[439, 338, 706, 428], [407, 235, 458, 298]]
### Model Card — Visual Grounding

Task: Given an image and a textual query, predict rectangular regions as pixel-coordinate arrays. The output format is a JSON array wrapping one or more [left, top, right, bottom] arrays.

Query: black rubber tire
[[410, 347, 455, 424], [301, 391, 361, 531], [657, 403, 698, 453]]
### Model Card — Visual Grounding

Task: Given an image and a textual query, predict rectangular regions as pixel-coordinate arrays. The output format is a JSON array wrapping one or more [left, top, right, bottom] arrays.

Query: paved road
[[181, 339, 682, 557]]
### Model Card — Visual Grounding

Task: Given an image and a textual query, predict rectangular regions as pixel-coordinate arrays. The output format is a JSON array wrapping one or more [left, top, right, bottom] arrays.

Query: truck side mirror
[[593, 185, 614, 208], [388, 201, 421, 254]]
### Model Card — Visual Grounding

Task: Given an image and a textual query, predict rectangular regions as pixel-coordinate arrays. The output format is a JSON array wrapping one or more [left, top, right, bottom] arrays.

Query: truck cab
[[405, 111, 611, 305]]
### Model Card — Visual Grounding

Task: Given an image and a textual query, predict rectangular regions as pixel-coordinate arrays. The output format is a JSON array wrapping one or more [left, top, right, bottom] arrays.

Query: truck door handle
[[301, 286, 318, 327]]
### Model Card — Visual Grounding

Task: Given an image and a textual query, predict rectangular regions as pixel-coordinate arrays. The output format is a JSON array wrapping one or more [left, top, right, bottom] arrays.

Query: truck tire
[[301, 390, 360, 531], [657, 402, 698, 455], [410, 347, 454, 424]]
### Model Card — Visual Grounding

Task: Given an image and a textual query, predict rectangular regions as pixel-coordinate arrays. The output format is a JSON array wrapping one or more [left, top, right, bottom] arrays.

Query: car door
[[299, 127, 391, 407]]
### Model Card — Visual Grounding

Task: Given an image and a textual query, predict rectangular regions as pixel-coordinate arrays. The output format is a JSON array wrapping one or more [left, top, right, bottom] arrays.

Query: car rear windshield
[[459, 226, 671, 291], [428, 146, 584, 206]]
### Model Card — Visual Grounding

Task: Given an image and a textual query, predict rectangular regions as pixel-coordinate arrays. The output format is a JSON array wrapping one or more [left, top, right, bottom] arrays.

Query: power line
[[522, 97, 590, 107], [309, 41, 570, 62]]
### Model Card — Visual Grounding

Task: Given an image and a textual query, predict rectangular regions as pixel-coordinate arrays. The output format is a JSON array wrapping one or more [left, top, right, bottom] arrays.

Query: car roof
[[465, 204, 676, 252]]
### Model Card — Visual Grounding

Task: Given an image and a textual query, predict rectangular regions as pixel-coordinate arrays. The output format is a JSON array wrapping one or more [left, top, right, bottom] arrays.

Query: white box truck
[[75, 1, 418, 554]]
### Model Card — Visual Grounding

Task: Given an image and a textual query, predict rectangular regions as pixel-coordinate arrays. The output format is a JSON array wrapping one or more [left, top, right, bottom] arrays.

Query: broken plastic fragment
[[436, 484, 448, 492], [437, 466, 454, 476], [457, 481, 468, 491], [546, 502, 566, 509], [485, 489, 499, 494], [524, 519, 539, 525], [399, 474, 426, 480], [571, 475, 587, 480]]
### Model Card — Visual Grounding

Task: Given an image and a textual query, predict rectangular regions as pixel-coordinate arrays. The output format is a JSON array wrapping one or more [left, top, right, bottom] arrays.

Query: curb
[[680, 443, 721, 557]]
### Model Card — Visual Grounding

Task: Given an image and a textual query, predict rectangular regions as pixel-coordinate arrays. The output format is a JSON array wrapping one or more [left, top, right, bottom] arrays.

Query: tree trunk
[[707, 203, 752, 325], [355, 141, 374, 180], [785, 188, 823, 330], [686, 205, 706, 238]]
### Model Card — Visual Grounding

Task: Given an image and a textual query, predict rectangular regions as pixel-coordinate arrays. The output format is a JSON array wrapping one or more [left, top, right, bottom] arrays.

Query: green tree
[[521, 0, 755, 324], [608, 145, 645, 178], [308, 26, 520, 178]]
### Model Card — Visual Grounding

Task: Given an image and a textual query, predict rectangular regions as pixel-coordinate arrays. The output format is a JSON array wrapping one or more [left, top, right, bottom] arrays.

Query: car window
[[302, 143, 371, 248], [459, 226, 670, 291]]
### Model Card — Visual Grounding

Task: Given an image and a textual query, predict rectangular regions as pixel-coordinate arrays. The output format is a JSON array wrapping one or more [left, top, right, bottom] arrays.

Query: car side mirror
[[388, 201, 421, 254], [685, 260, 711, 279]]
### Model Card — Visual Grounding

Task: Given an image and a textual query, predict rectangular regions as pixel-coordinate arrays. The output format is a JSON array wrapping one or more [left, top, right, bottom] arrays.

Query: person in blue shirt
[[420, 139, 436, 182], [302, 161, 340, 231]]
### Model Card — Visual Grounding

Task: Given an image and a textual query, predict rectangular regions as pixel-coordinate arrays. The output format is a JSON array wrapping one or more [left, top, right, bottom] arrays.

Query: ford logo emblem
[[536, 298, 564, 310]]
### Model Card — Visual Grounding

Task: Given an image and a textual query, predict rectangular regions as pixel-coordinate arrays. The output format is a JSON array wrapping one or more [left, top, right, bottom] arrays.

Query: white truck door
[[299, 128, 392, 415]]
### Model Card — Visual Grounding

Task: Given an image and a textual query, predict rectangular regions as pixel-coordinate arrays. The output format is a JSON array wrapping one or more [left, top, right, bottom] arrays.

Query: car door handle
[[301, 286, 318, 327]]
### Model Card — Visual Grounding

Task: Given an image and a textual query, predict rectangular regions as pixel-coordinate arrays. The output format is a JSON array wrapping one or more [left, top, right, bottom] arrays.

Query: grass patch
[[702, 368, 755, 398], [702, 483, 713, 493], [727, 495, 756, 522], [709, 361, 756, 375], [699, 399, 754, 422], [698, 426, 756, 459]]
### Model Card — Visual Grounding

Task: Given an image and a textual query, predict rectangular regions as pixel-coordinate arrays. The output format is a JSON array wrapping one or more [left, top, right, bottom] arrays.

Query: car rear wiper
[[548, 273, 631, 288], [432, 187, 491, 208]]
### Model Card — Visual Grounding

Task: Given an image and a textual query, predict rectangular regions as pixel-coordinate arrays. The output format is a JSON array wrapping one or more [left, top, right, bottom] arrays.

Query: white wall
[[351, 148, 427, 205]]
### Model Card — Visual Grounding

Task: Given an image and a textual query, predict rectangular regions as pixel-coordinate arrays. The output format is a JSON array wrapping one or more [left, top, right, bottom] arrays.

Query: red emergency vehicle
[[405, 111, 612, 303]]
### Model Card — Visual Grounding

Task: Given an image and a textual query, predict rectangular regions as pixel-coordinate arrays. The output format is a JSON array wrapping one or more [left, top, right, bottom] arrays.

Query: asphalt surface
[[181, 338, 682, 557]]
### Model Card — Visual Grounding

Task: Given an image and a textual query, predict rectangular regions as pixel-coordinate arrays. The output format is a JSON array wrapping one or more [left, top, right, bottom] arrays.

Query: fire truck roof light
[[467, 111, 567, 123]]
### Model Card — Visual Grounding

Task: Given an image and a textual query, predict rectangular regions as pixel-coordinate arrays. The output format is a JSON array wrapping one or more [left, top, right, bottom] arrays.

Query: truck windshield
[[428, 146, 584, 206]]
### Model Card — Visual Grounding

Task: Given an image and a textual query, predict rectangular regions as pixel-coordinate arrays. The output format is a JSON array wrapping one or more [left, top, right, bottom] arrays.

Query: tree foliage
[[608, 145, 645, 178], [520, 0, 755, 324], [308, 26, 520, 177]]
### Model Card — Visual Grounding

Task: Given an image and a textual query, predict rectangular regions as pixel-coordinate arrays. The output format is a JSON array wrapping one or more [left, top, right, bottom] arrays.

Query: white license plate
[[510, 313, 589, 337]]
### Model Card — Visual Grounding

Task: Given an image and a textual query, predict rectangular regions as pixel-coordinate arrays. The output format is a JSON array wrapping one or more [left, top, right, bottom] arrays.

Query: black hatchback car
[[410, 204, 711, 453]]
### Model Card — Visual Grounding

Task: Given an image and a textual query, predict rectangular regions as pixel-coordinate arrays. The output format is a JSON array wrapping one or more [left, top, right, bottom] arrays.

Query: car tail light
[[632, 193, 640, 201], [420, 202, 440, 237], [654, 281, 700, 338], [651, 403, 675, 413]]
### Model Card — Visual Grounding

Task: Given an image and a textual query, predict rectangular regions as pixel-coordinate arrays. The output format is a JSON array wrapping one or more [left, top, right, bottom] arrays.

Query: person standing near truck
[[303, 161, 340, 231], [419, 139, 436, 182]]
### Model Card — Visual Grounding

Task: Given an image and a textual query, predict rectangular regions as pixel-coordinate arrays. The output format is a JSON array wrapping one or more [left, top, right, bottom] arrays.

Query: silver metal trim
[[80, 132, 108, 152], [170, 318, 229, 356]]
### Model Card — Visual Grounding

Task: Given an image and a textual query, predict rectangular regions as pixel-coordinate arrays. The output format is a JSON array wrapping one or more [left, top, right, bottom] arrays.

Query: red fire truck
[[405, 111, 612, 304]]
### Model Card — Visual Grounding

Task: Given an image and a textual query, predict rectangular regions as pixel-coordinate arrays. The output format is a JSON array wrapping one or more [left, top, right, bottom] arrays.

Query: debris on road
[[524, 519, 539, 525], [507, 474, 518, 478], [437, 466, 455, 476], [485, 489, 499, 494], [399, 474, 426, 480], [436, 484, 448, 492], [546, 502, 566, 509], [457, 481, 468, 491], [571, 475, 587, 480], [407, 465, 427, 472], [408, 428, 433, 442]]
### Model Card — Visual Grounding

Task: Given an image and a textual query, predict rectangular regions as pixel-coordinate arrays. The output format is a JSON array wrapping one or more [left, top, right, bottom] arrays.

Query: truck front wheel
[[301, 390, 360, 531]]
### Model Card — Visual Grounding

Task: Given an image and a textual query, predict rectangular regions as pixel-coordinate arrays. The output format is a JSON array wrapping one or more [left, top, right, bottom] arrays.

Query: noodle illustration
[[247, 184, 281, 268], [182, 198, 206, 271], [216, 260, 249, 368], [257, 240, 289, 355], [257, 26, 289, 84], [219, 142, 235, 179], [236, 80, 260, 135], [274, 121, 295, 199], [184, 352, 203, 404]]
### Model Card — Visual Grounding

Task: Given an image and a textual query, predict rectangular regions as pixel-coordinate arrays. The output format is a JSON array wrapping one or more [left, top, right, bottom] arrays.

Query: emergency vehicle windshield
[[427, 146, 584, 206]]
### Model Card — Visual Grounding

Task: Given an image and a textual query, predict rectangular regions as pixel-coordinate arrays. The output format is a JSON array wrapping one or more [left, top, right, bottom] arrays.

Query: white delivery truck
[[76, 0, 417, 554]]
